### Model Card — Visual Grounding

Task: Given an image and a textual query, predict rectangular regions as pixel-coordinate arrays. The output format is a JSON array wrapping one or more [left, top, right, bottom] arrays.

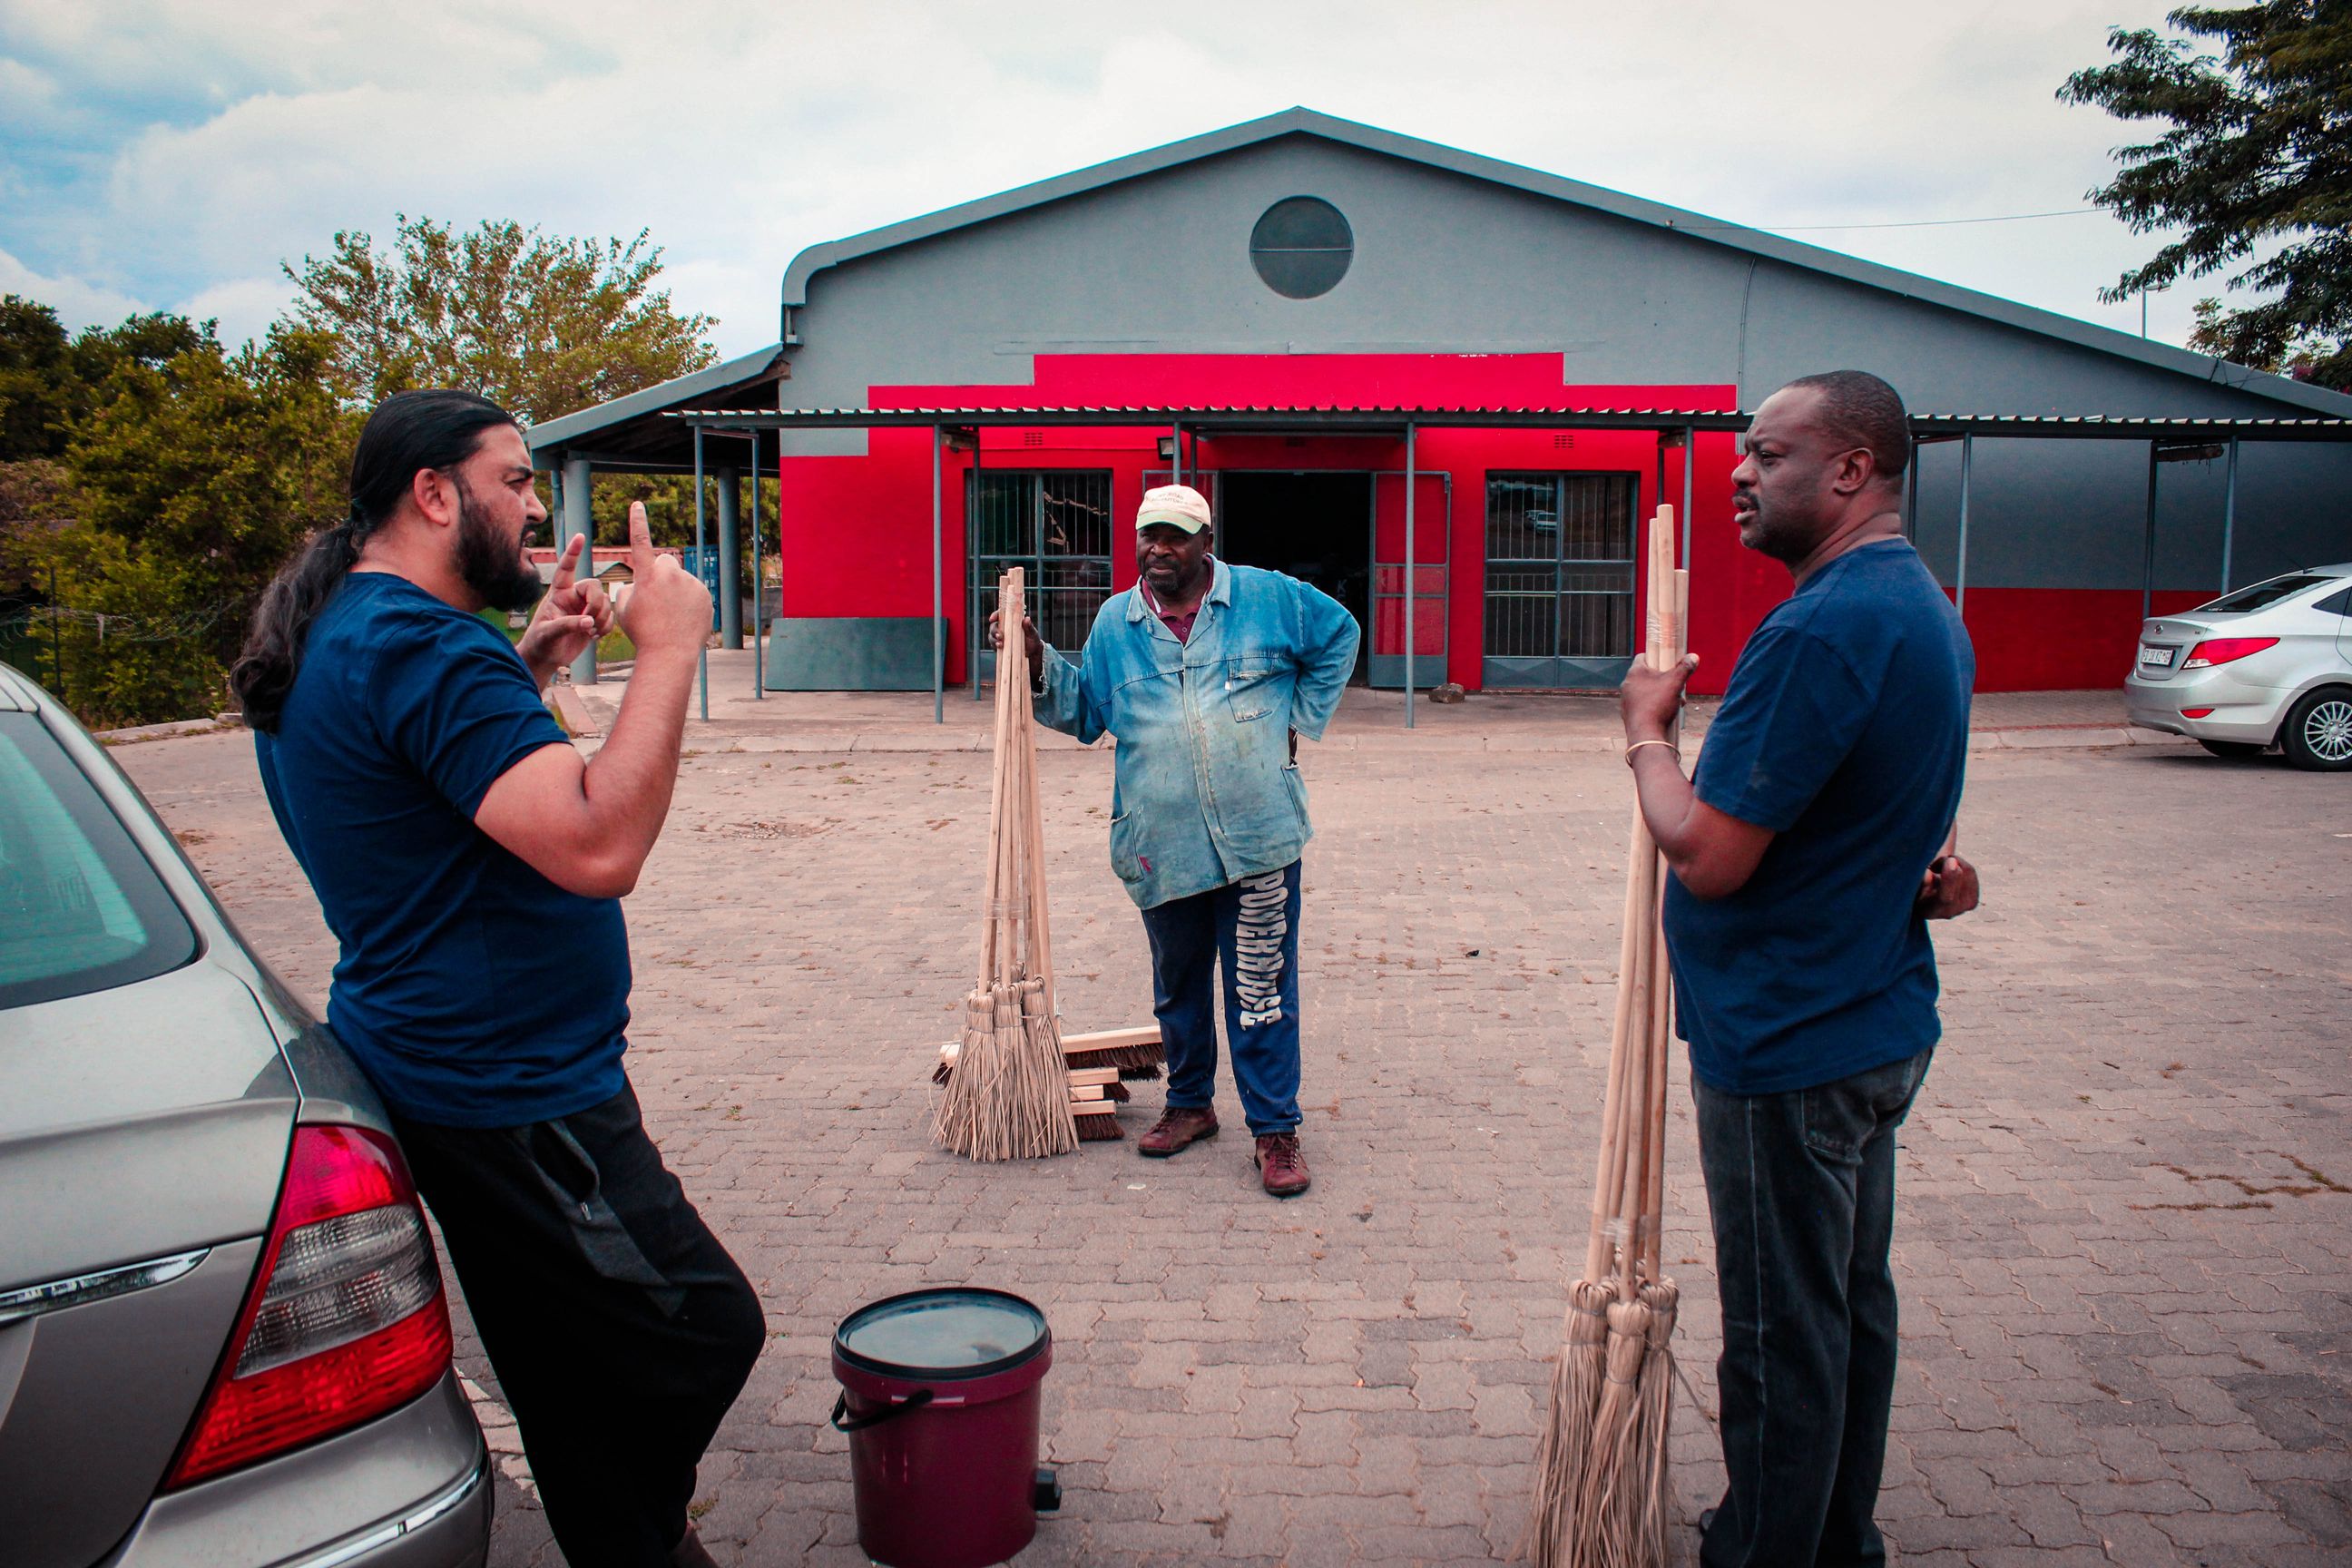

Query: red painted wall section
[[775, 352, 1742, 689], [772, 356, 2212, 692], [1949, 588, 2210, 691], [777, 426, 955, 620]]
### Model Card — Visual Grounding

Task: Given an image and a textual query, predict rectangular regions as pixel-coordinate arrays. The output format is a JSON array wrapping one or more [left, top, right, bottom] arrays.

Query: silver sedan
[[2126, 564, 2352, 770], [0, 662, 490, 1568]]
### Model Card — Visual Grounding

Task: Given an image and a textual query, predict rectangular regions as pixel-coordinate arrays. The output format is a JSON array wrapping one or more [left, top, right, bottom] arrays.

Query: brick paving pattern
[[116, 682, 2350, 1567]]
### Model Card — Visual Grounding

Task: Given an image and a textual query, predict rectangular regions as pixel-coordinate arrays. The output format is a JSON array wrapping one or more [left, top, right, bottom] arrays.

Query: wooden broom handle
[[1584, 810, 1651, 1279], [1635, 554, 1690, 1278], [998, 569, 1027, 989], [978, 571, 1012, 987]]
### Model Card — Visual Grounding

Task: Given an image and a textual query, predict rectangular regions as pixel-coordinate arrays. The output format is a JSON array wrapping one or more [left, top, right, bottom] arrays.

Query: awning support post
[[562, 454, 597, 686], [750, 429, 765, 701], [932, 425, 945, 724], [715, 466, 742, 649], [2220, 436, 2240, 594], [1404, 421, 1416, 730], [1681, 425, 1695, 570], [974, 426, 987, 702], [691, 426, 708, 721], [1905, 442, 1921, 540], [1955, 433, 1973, 620], [2141, 439, 2160, 622]]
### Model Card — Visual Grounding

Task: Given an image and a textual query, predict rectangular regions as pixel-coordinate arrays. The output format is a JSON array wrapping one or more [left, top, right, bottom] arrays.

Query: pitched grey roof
[[779, 106, 2352, 419]]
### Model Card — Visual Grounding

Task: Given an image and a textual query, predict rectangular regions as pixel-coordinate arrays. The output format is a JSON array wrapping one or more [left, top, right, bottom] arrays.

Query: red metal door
[[1371, 472, 1448, 689]]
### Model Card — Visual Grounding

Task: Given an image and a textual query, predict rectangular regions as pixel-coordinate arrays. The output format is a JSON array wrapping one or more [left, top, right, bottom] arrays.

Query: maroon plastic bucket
[[831, 1288, 1056, 1568]]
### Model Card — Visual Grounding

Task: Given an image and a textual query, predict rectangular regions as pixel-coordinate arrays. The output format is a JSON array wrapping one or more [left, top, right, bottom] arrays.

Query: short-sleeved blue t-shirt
[[256, 572, 631, 1127], [1664, 539, 1975, 1095]]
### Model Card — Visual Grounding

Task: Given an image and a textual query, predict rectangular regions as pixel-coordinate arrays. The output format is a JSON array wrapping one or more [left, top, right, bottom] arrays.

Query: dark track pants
[[394, 1080, 765, 1568], [1139, 859, 1304, 1135], [1693, 1048, 1933, 1568]]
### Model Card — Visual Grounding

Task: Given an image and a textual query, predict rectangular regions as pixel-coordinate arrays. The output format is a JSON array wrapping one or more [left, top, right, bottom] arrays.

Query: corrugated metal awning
[[664, 404, 2352, 442]]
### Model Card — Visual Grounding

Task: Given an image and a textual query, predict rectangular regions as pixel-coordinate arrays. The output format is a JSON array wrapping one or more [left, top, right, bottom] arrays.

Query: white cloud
[[0, 244, 147, 331], [1, 0, 2227, 357], [180, 272, 295, 345]]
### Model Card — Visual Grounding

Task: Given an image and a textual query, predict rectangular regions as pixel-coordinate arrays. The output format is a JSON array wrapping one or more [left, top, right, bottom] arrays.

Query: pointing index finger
[[628, 501, 654, 579], [551, 531, 583, 593]]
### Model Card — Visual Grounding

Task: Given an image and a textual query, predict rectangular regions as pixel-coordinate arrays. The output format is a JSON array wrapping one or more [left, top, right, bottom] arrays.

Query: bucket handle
[[830, 1388, 936, 1433]]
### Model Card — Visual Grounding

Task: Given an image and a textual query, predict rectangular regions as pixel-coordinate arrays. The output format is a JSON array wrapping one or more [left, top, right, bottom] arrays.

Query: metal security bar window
[[970, 471, 1114, 681], [1483, 472, 1638, 688]]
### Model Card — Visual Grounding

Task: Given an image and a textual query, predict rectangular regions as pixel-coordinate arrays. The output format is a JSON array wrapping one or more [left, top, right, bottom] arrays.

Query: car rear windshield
[[0, 711, 197, 1010], [2194, 574, 2333, 613]]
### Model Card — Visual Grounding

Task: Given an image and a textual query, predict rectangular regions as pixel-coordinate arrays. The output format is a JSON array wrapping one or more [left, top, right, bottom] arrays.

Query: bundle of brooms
[[931, 567, 1164, 1158], [936, 1025, 1161, 1143], [1527, 508, 1689, 1568]]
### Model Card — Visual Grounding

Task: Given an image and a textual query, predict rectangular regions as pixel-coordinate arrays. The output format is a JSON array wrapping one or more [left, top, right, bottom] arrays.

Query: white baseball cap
[[1136, 484, 1212, 534]]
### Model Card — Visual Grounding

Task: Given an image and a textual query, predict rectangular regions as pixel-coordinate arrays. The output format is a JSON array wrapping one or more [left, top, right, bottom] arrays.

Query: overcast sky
[[2, 0, 2215, 362]]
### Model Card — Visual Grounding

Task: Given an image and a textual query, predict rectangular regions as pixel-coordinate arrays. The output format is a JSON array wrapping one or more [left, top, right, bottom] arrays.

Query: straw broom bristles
[[1633, 1278, 1681, 1568], [1575, 1291, 1656, 1567]]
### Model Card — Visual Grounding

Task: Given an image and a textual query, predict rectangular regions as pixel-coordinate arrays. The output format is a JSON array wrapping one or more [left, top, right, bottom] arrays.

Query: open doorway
[[1215, 471, 1374, 681]]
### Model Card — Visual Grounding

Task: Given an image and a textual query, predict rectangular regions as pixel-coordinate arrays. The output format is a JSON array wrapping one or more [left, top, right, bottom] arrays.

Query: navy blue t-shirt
[[256, 572, 631, 1127], [1664, 539, 1975, 1095]]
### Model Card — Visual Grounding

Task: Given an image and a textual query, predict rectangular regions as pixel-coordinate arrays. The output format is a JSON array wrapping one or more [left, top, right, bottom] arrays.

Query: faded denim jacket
[[1034, 560, 1360, 910]]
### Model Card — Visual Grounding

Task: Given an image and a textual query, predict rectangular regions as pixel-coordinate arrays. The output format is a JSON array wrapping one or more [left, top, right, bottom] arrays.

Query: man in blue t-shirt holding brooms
[[234, 390, 760, 1568], [1620, 370, 1980, 1568]]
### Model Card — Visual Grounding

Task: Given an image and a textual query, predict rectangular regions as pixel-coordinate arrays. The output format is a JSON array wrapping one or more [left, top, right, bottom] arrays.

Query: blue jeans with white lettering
[[1694, 1046, 1934, 1568], [1138, 860, 1303, 1136]]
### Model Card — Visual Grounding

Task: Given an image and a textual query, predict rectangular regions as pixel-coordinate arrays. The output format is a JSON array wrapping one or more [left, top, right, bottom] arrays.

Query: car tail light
[[163, 1125, 450, 1489], [2180, 708, 2215, 719], [2182, 637, 2278, 670]]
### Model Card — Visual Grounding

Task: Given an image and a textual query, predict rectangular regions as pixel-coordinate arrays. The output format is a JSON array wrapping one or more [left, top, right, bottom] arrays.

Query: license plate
[[2138, 644, 2176, 668]]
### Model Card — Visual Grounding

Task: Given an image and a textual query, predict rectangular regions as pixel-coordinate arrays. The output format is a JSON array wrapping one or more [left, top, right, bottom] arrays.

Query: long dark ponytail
[[232, 389, 517, 731]]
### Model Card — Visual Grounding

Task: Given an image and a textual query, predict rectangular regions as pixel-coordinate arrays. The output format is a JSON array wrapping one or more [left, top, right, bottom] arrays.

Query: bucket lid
[[834, 1288, 1050, 1381]]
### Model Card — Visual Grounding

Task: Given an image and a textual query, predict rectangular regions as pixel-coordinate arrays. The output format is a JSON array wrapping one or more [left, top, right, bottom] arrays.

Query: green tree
[[0, 297, 75, 461], [1, 297, 217, 461], [2061, 3, 2352, 390], [26, 326, 351, 723], [283, 215, 719, 423]]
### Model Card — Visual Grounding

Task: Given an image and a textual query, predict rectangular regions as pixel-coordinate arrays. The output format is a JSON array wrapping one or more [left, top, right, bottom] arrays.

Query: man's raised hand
[[1620, 652, 1699, 747], [612, 501, 711, 659], [517, 533, 612, 686]]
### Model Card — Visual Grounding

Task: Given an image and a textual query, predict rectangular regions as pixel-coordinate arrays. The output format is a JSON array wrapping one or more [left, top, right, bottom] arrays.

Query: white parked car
[[2125, 564, 2352, 769]]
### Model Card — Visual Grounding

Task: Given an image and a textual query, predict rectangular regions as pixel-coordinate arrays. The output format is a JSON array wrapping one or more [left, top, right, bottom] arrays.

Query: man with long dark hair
[[234, 390, 760, 1568], [1620, 371, 1979, 1567]]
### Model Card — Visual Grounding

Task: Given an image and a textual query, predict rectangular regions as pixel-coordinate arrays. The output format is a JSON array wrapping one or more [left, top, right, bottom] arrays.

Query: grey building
[[528, 108, 2352, 693]]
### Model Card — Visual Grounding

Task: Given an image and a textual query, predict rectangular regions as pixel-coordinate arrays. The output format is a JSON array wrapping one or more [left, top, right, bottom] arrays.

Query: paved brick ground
[[116, 691, 2350, 1567]]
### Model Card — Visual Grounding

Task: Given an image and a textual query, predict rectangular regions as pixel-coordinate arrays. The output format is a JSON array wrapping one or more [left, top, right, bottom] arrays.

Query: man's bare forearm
[[577, 647, 698, 889], [1631, 746, 1702, 864]]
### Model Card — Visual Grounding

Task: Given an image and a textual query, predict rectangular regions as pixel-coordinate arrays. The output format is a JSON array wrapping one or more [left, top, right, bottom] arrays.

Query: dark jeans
[[1138, 859, 1303, 1135], [1694, 1048, 1933, 1568], [395, 1080, 766, 1568]]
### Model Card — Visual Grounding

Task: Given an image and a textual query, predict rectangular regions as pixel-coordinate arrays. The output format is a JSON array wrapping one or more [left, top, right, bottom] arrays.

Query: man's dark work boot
[[1255, 1132, 1311, 1197], [1138, 1106, 1219, 1157]]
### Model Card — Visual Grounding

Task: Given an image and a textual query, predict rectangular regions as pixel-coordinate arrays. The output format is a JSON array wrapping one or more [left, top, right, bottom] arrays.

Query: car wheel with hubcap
[[2280, 686, 2352, 771], [2197, 739, 2266, 760]]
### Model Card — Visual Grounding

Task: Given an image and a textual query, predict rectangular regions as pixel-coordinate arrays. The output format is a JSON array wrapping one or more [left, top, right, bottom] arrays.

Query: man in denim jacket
[[998, 484, 1358, 1196]]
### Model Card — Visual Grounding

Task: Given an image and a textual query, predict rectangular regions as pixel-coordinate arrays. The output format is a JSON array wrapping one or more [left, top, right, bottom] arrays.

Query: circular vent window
[[1250, 197, 1353, 299]]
